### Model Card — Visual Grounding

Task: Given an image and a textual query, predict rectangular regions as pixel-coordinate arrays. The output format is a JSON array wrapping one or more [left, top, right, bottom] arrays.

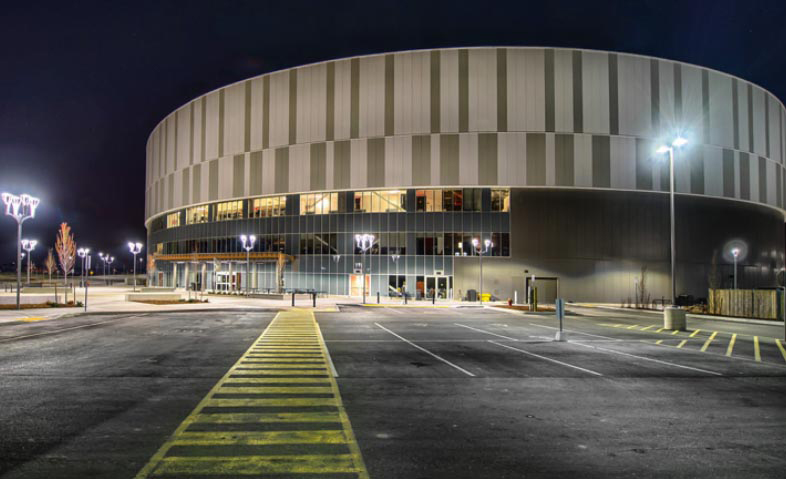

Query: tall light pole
[[128, 242, 143, 292], [391, 254, 400, 296], [355, 234, 375, 304], [107, 255, 115, 277], [656, 136, 688, 307], [472, 238, 492, 303], [3, 193, 40, 309], [240, 234, 256, 295], [731, 247, 740, 289], [21, 239, 37, 285], [77, 247, 90, 287]]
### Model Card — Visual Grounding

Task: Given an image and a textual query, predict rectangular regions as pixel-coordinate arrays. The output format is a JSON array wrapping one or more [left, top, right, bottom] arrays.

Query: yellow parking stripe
[[626, 324, 639, 329], [656, 328, 664, 333], [655, 339, 663, 345], [700, 331, 717, 352], [671, 329, 680, 335], [726, 334, 737, 357], [676, 340, 687, 348], [689, 329, 701, 337], [776, 340, 786, 362], [640, 325, 655, 331], [754, 336, 761, 362], [134, 310, 368, 479]]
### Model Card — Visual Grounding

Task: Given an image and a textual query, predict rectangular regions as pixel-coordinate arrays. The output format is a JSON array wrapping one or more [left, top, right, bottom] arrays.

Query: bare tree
[[55, 223, 76, 285], [45, 248, 56, 282]]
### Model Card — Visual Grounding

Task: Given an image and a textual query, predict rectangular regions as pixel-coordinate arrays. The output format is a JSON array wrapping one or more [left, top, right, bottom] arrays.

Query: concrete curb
[[575, 303, 785, 327]]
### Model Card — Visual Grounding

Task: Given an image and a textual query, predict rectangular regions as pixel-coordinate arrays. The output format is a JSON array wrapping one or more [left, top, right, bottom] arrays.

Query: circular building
[[145, 47, 786, 304]]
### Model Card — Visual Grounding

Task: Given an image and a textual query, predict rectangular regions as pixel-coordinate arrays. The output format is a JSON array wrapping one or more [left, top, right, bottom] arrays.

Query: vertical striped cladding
[[145, 47, 786, 223]]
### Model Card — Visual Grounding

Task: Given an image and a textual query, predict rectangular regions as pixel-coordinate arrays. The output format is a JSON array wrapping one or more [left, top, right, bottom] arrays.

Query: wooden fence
[[708, 289, 782, 320]]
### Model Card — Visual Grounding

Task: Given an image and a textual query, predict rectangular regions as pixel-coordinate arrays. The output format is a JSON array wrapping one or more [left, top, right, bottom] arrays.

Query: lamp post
[[77, 247, 90, 288], [21, 239, 37, 285], [355, 234, 375, 304], [731, 247, 740, 290], [656, 136, 688, 307], [472, 238, 492, 303], [2, 193, 40, 309], [391, 254, 400, 296], [128, 242, 143, 292], [240, 234, 256, 295], [107, 255, 115, 278]]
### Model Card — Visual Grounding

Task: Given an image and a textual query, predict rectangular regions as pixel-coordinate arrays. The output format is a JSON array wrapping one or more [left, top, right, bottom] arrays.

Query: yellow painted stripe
[[655, 339, 663, 345], [656, 328, 664, 333], [193, 412, 340, 423], [671, 329, 680, 335], [21, 316, 47, 322], [776, 339, 786, 362], [626, 325, 639, 330], [217, 386, 334, 394], [153, 455, 359, 475], [676, 340, 687, 348], [173, 430, 348, 445], [754, 336, 761, 362], [689, 329, 701, 337], [700, 331, 717, 352], [134, 310, 369, 479], [726, 334, 737, 357], [640, 325, 655, 331]]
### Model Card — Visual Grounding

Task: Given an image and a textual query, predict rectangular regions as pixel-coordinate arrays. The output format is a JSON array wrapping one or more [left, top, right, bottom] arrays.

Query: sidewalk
[[572, 302, 785, 327]]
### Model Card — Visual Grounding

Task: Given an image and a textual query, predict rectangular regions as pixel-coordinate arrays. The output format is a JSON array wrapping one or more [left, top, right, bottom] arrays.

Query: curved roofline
[[146, 45, 786, 146]]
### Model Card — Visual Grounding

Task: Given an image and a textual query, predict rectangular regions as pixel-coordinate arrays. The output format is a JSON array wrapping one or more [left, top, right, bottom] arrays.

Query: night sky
[[1, 0, 785, 271]]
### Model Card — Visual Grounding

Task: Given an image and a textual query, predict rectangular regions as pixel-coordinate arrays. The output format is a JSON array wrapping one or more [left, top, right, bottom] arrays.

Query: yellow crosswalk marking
[[726, 334, 737, 357], [134, 310, 368, 479], [776, 340, 786, 362], [754, 336, 761, 362], [689, 329, 701, 337], [701, 331, 717, 352]]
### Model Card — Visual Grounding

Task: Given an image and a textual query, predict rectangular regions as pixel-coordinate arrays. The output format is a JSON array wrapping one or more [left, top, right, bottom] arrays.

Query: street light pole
[[77, 247, 90, 288], [240, 235, 256, 295], [656, 137, 687, 307], [731, 248, 739, 289], [3, 193, 40, 310], [21, 239, 37, 285], [472, 238, 492, 304], [355, 234, 375, 304], [128, 242, 143, 292]]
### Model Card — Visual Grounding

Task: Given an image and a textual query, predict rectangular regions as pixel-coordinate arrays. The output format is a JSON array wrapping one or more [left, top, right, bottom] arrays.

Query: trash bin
[[467, 289, 478, 302]]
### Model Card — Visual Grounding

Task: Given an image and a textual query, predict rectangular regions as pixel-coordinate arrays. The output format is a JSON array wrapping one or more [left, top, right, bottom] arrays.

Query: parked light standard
[[2, 193, 40, 310], [355, 234, 375, 304], [77, 247, 90, 287], [128, 242, 143, 292], [240, 234, 256, 295], [656, 136, 688, 307], [731, 247, 740, 289], [472, 238, 492, 303], [21, 239, 37, 285], [391, 254, 401, 296]]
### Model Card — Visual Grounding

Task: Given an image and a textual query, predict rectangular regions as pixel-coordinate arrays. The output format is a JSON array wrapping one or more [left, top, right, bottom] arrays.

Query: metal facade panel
[[497, 132, 526, 186], [296, 63, 327, 144], [581, 51, 610, 135], [223, 82, 246, 156], [394, 51, 430, 135], [204, 91, 220, 161], [507, 48, 545, 133], [440, 50, 460, 133], [268, 71, 290, 148], [358, 55, 385, 139], [468, 49, 498, 133], [617, 54, 652, 138]]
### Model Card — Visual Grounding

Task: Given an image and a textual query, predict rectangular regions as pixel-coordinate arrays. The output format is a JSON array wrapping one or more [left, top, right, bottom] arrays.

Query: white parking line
[[384, 307, 406, 314], [531, 323, 621, 341], [488, 341, 603, 376], [454, 323, 519, 341], [374, 323, 476, 377], [569, 341, 723, 376]]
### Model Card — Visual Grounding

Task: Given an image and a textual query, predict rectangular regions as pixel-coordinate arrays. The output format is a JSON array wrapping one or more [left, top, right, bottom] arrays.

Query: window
[[166, 212, 180, 228], [300, 193, 338, 215], [354, 190, 405, 213], [155, 243, 163, 254], [415, 189, 480, 212], [213, 201, 243, 221], [185, 205, 209, 224], [491, 189, 510, 212], [299, 233, 338, 255], [250, 196, 287, 218]]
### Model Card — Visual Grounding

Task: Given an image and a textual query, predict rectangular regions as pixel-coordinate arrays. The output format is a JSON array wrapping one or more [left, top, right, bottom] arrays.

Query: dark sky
[[1, 0, 785, 271]]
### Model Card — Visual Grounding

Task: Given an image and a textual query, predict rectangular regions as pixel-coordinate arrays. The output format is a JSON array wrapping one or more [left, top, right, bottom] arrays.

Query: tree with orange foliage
[[55, 223, 76, 285], [45, 248, 56, 282]]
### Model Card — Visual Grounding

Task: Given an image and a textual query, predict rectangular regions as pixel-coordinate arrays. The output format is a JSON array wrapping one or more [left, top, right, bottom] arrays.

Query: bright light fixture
[[672, 137, 688, 148], [656, 145, 671, 154]]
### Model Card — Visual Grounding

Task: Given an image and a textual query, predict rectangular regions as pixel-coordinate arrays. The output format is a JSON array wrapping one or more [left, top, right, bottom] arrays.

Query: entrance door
[[422, 276, 452, 300]]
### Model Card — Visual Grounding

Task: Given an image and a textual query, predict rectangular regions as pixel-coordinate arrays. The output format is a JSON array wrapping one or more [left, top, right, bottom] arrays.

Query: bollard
[[84, 281, 88, 312], [377, 291, 380, 304], [432, 292, 436, 305], [291, 292, 295, 307], [313, 292, 316, 308], [404, 292, 408, 305], [554, 298, 567, 342]]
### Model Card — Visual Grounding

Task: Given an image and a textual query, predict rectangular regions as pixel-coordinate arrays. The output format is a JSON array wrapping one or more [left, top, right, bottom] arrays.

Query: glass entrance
[[419, 275, 452, 299]]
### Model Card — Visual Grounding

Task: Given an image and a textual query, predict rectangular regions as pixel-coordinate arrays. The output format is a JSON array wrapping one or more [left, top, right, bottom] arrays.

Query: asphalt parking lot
[[0, 306, 784, 478]]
